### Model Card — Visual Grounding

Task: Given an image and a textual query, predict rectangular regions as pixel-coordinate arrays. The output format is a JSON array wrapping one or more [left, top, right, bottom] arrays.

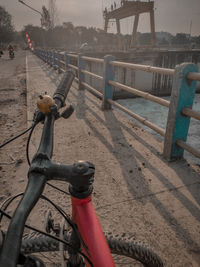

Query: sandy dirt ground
[[0, 50, 200, 266]]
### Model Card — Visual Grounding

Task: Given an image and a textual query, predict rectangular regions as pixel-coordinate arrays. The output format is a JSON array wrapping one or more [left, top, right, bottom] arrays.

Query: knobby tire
[[21, 231, 163, 267]]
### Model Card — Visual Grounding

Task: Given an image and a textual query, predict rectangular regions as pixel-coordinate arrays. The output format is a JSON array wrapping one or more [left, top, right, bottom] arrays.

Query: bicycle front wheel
[[21, 231, 163, 267]]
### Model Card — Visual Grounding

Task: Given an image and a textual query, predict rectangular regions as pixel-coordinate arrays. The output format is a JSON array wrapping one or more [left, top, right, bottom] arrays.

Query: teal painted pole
[[57, 52, 62, 73], [78, 53, 85, 90], [50, 51, 54, 67], [163, 63, 198, 160], [43, 50, 46, 61], [45, 51, 48, 63], [47, 51, 50, 64], [48, 51, 51, 65], [44, 50, 46, 62], [53, 51, 57, 70], [102, 55, 115, 110], [65, 52, 70, 70]]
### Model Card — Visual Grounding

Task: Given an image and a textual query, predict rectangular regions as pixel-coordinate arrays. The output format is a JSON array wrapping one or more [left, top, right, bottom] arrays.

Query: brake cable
[[26, 123, 37, 165], [0, 193, 89, 256], [0, 209, 93, 267], [0, 124, 35, 149]]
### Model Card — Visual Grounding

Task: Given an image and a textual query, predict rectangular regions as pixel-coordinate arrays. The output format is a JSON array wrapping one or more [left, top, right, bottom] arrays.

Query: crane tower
[[103, 1, 156, 50]]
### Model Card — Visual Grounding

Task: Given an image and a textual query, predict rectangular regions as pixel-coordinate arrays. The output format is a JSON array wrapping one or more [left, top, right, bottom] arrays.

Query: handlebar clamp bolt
[[73, 161, 89, 174]]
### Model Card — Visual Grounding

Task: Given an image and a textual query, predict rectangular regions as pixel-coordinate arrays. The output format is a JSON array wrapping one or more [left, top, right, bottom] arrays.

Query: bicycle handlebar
[[53, 70, 75, 108], [0, 70, 75, 267], [0, 174, 46, 267]]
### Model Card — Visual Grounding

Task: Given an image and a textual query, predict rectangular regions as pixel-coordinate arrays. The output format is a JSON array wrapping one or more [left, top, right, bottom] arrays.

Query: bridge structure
[[24, 49, 200, 265], [103, 0, 156, 50], [35, 48, 200, 162]]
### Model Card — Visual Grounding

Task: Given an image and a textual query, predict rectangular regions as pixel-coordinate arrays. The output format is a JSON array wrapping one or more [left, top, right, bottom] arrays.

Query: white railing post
[[78, 53, 85, 90], [102, 55, 115, 110], [65, 52, 70, 70]]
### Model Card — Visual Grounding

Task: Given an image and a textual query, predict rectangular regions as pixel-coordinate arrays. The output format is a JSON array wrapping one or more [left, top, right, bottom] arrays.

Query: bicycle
[[0, 69, 164, 266]]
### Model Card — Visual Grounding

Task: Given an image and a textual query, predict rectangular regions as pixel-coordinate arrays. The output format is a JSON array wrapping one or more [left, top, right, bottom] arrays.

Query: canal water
[[116, 94, 200, 165]]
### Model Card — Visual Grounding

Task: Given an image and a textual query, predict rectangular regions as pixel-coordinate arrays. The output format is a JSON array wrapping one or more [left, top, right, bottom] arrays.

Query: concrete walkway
[[26, 51, 200, 266]]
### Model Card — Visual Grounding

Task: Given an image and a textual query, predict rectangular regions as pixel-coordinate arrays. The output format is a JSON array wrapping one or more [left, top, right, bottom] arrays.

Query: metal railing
[[35, 49, 200, 161]]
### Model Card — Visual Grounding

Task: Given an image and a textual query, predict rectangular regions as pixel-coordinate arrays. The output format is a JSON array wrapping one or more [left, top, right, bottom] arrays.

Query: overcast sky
[[1, 0, 200, 36]]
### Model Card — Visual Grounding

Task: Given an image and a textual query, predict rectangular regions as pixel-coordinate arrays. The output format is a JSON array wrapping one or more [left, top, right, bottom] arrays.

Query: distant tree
[[63, 22, 74, 32], [139, 33, 151, 45], [171, 33, 190, 45], [192, 35, 200, 45], [47, 25, 66, 47], [156, 31, 172, 46], [62, 22, 75, 47], [159, 38, 169, 45], [0, 6, 15, 43]]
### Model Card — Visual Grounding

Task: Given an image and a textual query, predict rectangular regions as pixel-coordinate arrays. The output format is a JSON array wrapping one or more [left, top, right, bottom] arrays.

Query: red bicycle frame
[[71, 195, 116, 267]]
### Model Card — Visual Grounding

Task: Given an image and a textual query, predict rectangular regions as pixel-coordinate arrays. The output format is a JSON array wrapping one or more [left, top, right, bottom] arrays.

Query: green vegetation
[[0, 6, 15, 44]]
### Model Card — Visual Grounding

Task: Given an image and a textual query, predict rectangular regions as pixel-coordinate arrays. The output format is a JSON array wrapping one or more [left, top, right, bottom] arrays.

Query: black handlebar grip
[[53, 69, 75, 107]]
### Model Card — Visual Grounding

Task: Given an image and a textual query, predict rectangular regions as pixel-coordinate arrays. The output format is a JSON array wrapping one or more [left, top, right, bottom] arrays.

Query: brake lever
[[60, 104, 74, 119], [33, 109, 45, 124]]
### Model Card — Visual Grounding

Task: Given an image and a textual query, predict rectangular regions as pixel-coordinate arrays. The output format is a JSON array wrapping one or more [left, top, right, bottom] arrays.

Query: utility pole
[[18, 0, 48, 48], [18, 1, 51, 30], [189, 20, 192, 38], [18, 0, 42, 16]]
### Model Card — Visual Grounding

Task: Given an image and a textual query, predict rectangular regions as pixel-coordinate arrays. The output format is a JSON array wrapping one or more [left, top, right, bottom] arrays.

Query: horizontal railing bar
[[82, 82, 103, 98], [110, 61, 175, 76], [176, 140, 200, 158], [68, 64, 78, 70], [59, 60, 65, 65], [67, 54, 78, 58], [109, 80, 170, 107], [82, 56, 103, 64], [81, 69, 103, 80], [108, 99, 166, 136], [47, 54, 200, 83], [182, 107, 200, 120], [187, 72, 200, 82]]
